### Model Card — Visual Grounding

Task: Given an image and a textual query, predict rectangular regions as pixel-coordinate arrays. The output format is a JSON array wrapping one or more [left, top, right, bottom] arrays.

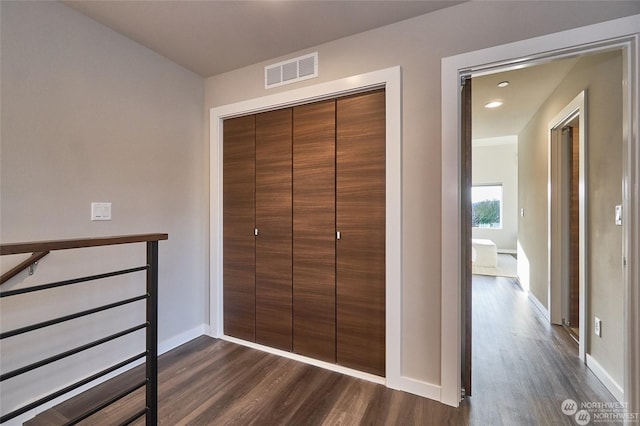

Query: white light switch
[[91, 202, 112, 221], [615, 205, 622, 226]]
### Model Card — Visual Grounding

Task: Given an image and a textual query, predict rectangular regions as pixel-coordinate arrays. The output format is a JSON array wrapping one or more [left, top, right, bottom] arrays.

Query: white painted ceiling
[[63, 0, 465, 78], [472, 57, 579, 140], [61, 0, 580, 139]]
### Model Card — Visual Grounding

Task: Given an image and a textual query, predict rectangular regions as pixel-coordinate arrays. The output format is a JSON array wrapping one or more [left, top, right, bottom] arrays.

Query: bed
[[472, 238, 498, 268]]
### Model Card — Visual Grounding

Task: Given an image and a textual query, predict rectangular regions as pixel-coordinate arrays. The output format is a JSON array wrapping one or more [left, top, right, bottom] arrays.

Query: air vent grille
[[265, 52, 318, 89]]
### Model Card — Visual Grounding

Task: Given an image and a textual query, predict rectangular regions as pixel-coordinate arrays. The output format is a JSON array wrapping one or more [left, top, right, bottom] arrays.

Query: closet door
[[292, 100, 336, 362], [336, 90, 386, 376], [223, 115, 256, 341], [255, 109, 293, 351]]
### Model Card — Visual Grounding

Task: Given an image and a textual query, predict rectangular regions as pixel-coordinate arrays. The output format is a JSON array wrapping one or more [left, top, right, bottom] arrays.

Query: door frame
[[209, 67, 421, 395], [548, 92, 587, 362], [441, 15, 639, 407]]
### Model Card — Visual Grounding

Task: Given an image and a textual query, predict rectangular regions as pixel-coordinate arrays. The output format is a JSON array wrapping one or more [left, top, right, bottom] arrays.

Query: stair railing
[[0, 233, 167, 425]]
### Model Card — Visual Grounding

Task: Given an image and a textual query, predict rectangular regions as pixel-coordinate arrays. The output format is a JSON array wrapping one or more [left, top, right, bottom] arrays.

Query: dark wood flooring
[[26, 275, 618, 425]]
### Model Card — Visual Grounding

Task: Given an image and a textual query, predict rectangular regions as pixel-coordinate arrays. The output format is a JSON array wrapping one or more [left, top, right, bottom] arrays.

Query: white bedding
[[472, 238, 498, 268]]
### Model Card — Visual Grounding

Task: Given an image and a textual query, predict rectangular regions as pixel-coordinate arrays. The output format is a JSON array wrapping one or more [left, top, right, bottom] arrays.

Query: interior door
[[568, 124, 580, 330], [461, 76, 472, 396], [255, 108, 293, 351], [292, 100, 336, 362], [223, 115, 256, 342], [336, 90, 386, 376]]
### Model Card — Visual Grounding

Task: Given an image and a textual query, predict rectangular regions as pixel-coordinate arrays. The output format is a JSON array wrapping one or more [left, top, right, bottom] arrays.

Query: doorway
[[549, 92, 586, 359], [462, 49, 626, 404], [441, 15, 639, 410]]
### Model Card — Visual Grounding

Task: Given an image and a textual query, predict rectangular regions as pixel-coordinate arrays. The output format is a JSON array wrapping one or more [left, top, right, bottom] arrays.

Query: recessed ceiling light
[[484, 100, 503, 109], [497, 81, 509, 88]]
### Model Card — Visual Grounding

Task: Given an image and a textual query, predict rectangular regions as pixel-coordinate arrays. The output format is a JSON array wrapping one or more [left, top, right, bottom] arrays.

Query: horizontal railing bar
[[1, 233, 168, 256], [0, 294, 148, 340], [65, 379, 148, 426], [0, 266, 149, 298], [0, 351, 147, 424], [1, 323, 148, 382], [119, 407, 148, 426], [1, 251, 49, 286]]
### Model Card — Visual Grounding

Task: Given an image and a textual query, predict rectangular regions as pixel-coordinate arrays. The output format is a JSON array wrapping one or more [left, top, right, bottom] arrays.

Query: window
[[472, 184, 502, 228]]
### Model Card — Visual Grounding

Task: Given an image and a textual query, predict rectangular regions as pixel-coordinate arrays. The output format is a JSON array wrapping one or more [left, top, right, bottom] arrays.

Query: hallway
[[462, 274, 620, 425]]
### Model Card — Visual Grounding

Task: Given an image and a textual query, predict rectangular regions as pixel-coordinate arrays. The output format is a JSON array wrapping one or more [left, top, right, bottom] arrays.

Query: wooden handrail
[[0, 233, 168, 256], [1, 251, 50, 285]]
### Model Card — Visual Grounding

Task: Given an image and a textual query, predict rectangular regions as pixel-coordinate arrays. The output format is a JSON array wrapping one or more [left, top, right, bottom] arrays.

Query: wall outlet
[[594, 317, 602, 337]]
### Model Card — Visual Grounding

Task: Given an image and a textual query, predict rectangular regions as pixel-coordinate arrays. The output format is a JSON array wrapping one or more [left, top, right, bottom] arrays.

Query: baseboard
[[498, 249, 517, 254], [387, 375, 441, 401], [9, 324, 207, 426], [528, 292, 550, 321], [586, 354, 624, 403], [220, 335, 442, 401], [158, 324, 206, 355], [221, 335, 386, 385]]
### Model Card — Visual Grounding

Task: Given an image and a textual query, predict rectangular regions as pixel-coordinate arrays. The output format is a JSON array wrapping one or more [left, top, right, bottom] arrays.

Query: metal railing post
[[146, 241, 159, 425]]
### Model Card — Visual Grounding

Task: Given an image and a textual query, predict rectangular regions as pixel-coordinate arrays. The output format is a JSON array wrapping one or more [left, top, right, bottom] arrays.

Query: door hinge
[[461, 387, 466, 399]]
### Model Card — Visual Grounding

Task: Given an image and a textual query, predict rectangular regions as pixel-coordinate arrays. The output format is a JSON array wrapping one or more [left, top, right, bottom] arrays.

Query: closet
[[223, 89, 385, 376]]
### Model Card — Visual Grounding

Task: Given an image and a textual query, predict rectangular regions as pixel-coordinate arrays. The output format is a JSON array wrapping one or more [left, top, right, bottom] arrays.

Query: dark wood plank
[[29, 277, 620, 425], [463, 275, 619, 426], [255, 108, 293, 351], [336, 90, 386, 376], [223, 115, 256, 342], [292, 100, 336, 362]]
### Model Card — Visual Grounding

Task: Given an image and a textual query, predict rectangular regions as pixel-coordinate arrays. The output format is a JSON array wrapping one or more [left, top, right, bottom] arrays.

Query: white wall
[[518, 50, 625, 389], [204, 1, 640, 394], [0, 1, 205, 421], [472, 138, 518, 252]]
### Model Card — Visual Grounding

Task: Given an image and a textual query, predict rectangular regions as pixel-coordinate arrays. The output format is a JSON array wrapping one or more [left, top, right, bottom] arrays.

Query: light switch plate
[[594, 317, 602, 337], [91, 202, 112, 221]]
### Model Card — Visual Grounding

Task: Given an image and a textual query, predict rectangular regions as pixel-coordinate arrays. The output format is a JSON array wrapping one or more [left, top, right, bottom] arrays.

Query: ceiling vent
[[265, 52, 318, 89]]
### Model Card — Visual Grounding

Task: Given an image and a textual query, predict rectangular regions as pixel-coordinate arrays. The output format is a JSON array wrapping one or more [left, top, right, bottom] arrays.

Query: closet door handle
[[254, 228, 259, 236], [336, 231, 341, 240]]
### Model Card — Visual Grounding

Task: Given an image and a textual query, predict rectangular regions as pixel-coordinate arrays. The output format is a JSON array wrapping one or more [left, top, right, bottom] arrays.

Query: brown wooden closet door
[[255, 109, 293, 351], [336, 90, 386, 376], [293, 100, 336, 362], [223, 115, 256, 341]]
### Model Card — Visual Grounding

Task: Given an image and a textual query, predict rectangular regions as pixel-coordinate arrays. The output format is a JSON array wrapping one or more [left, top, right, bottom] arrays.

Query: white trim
[[586, 354, 624, 403], [158, 324, 207, 355], [442, 14, 640, 408], [528, 291, 550, 322], [209, 67, 406, 394], [548, 91, 587, 362], [221, 335, 385, 385]]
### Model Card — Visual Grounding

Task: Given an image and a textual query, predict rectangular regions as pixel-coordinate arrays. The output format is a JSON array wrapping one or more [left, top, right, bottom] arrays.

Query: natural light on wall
[[471, 184, 502, 228], [516, 240, 530, 293]]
